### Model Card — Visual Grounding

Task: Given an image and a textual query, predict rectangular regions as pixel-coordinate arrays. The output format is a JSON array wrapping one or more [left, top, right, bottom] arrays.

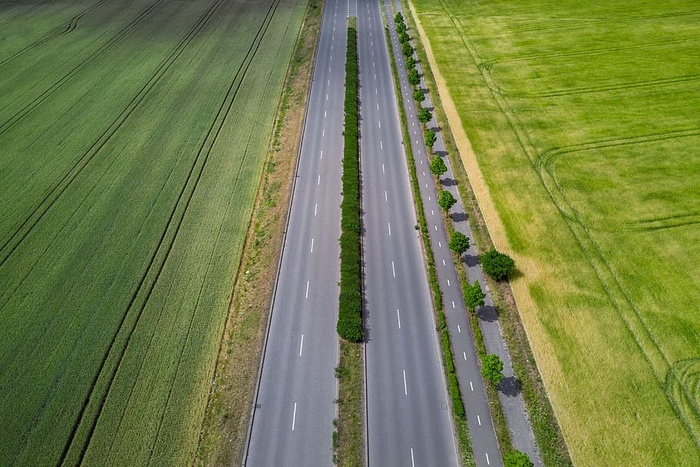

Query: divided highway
[[357, 0, 458, 465], [245, 0, 348, 464]]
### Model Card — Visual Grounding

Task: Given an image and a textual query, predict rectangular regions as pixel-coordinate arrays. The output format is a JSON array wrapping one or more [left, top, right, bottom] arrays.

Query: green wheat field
[[411, 0, 700, 464], [0, 0, 305, 464]]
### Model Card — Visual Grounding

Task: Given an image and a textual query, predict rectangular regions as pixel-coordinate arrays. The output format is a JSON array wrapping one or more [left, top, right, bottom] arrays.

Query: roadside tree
[[481, 249, 515, 280], [406, 56, 416, 69], [424, 129, 437, 149], [449, 231, 470, 256], [438, 190, 456, 212], [413, 88, 425, 102], [481, 353, 504, 386], [408, 68, 420, 86], [429, 156, 447, 177], [464, 280, 485, 312], [418, 107, 432, 124], [402, 42, 413, 57]]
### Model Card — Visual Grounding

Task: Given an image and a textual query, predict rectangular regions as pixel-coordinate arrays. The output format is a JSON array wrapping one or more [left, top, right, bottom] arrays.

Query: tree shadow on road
[[499, 376, 521, 397], [477, 304, 498, 323]]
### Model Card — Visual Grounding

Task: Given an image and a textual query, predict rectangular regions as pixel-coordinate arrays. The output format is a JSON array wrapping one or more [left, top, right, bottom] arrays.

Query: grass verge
[[193, 1, 323, 464], [402, 0, 571, 464], [383, 14, 474, 467]]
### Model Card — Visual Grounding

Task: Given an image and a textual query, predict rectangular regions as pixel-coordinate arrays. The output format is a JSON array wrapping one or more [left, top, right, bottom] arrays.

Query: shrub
[[412, 88, 425, 102], [408, 68, 420, 85], [429, 156, 447, 177], [481, 353, 504, 386], [504, 450, 534, 467], [402, 41, 413, 57], [438, 190, 456, 211], [481, 249, 515, 280], [449, 231, 470, 256]]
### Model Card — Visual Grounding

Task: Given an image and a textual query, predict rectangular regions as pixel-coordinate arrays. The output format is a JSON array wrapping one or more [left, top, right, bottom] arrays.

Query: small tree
[[504, 451, 534, 467], [413, 88, 425, 102], [481, 249, 515, 280], [481, 353, 504, 386], [424, 129, 437, 149], [438, 190, 456, 212], [449, 231, 470, 256], [406, 56, 416, 69], [464, 280, 485, 312], [402, 41, 413, 57], [408, 68, 420, 86], [394, 12, 403, 24], [429, 156, 447, 177], [399, 31, 410, 44], [396, 21, 406, 33], [418, 107, 432, 124]]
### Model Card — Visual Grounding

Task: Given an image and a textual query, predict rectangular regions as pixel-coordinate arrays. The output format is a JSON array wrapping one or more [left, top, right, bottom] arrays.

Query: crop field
[[0, 0, 306, 464], [410, 0, 700, 465]]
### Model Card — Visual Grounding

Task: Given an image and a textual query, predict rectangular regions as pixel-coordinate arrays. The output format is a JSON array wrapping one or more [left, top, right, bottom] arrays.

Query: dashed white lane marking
[[426, 183, 429, 188], [326, 94, 329, 101], [291, 403, 298, 430], [442, 259, 446, 265], [438, 240, 441, 247], [397, 309, 401, 329], [376, 88, 378, 94], [322, 128, 325, 137], [310, 238, 314, 253], [403, 370, 408, 395], [382, 163, 385, 174], [432, 210, 435, 216], [420, 160, 423, 165], [380, 140, 383, 149], [328, 79, 330, 85], [320, 150, 323, 159], [463, 352, 467, 360], [434, 225, 437, 231], [470, 381, 474, 391], [305, 280, 310, 299], [385, 190, 388, 202], [392, 261, 396, 278], [317, 174, 321, 185], [428, 196, 431, 201], [457, 324, 461, 333], [376, 103, 379, 110], [453, 302, 456, 310], [387, 222, 392, 237], [486, 453, 491, 465], [378, 120, 381, 128], [314, 203, 318, 216], [477, 415, 482, 426], [299, 334, 304, 356], [324, 110, 327, 118], [411, 448, 415, 467], [447, 279, 451, 286]]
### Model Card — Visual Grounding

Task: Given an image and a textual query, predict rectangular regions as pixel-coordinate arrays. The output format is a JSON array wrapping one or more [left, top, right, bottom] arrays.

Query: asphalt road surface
[[358, 0, 459, 465], [245, 0, 348, 464], [384, 0, 505, 465]]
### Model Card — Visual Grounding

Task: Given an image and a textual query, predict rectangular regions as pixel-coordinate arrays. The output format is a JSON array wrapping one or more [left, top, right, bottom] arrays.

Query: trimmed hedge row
[[337, 24, 363, 343]]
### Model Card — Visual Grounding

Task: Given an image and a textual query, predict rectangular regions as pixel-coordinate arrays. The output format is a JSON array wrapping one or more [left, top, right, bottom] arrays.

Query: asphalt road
[[244, 0, 348, 464], [358, 0, 459, 465], [383, 0, 505, 465]]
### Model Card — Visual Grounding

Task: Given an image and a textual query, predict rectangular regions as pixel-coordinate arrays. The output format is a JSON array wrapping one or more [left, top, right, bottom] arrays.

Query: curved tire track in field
[[58, 1, 283, 464], [436, 0, 700, 449], [0, 0, 110, 69], [0, 0, 166, 137], [0, 0, 55, 28], [0, 0, 182, 270]]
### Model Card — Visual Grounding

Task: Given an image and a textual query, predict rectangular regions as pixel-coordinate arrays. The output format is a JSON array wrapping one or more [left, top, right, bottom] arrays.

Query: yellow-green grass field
[[410, 0, 700, 464], [0, 0, 305, 464]]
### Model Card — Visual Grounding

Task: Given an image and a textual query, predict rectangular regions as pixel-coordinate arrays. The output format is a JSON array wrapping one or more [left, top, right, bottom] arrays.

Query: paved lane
[[245, 0, 347, 464], [358, 0, 458, 465]]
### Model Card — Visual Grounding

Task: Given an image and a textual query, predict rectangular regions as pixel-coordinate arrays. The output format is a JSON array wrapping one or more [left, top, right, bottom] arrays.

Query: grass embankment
[[409, 0, 700, 465], [195, 1, 323, 465], [0, 0, 307, 464], [334, 18, 365, 466], [383, 12, 474, 467]]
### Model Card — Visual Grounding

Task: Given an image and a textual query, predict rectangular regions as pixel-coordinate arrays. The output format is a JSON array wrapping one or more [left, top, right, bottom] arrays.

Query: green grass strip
[[383, 15, 474, 466]]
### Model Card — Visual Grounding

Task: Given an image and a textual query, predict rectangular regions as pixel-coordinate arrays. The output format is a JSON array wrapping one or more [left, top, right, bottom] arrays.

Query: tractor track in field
[[57, 1, 283, 464], [436, 0, 700, 448], [0, 0, 110, 69], [0, 0, 213, 272], [0, 0, 166, 137], [0, 0, 55, 27]]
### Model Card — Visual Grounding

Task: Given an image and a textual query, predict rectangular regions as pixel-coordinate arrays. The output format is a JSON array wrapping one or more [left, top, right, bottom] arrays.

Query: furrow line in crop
[[0, 0, 225, 271], [58, 1, 282, 464], [0, 0, 55, 27], [0, 0, 167, 136], [0, 0, 110, 69]]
